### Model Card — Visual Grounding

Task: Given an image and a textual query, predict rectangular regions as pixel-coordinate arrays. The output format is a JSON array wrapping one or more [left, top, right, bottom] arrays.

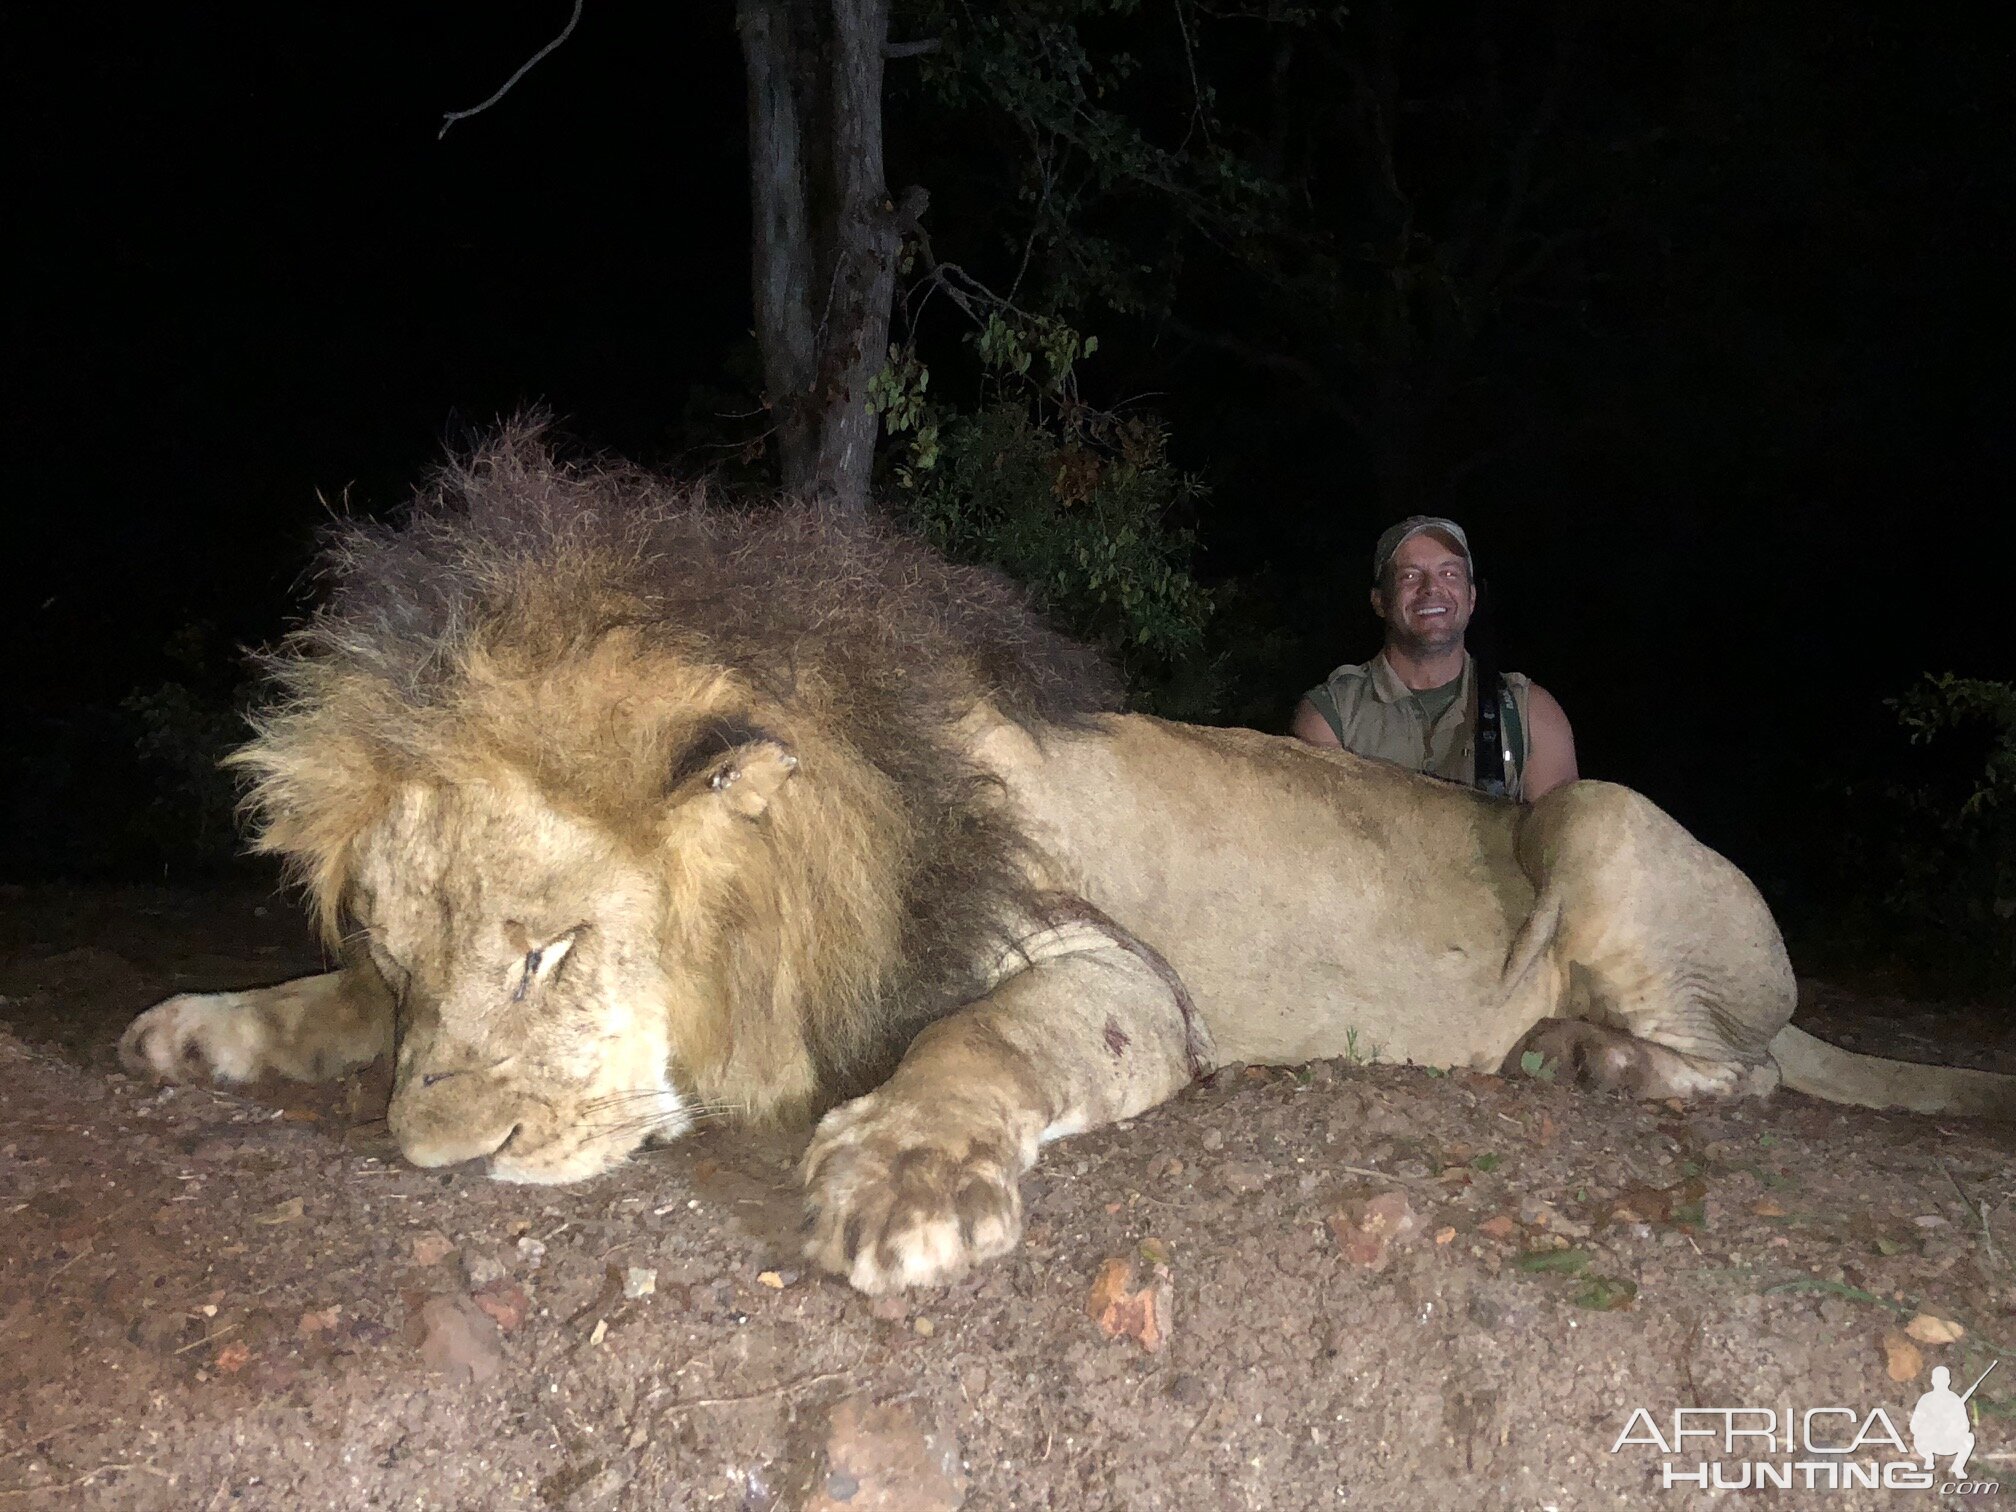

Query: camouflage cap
[[1372, 515, 1472, 584]]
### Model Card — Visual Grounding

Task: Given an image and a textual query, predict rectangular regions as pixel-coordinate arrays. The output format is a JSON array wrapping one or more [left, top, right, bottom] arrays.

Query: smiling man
[[1290, 516, 1578, 802]]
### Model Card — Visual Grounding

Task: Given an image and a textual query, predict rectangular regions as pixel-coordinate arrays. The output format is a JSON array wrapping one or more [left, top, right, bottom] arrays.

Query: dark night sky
[[15, 3, 750, 676], [8, 3, 2014, 935]]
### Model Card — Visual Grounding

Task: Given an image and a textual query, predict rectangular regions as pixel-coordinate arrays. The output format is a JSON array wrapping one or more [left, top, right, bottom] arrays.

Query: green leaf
[[1762, 1276, 1884, 1307], [1470, 1153, 1501, 1173], [1573, 1277, 1639, 1311], [1516, 1248, 1589, 1274]]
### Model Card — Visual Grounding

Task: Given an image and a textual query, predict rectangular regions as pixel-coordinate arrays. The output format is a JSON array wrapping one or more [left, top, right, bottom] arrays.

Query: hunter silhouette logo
[[1911, 1363, 1995, 1479]]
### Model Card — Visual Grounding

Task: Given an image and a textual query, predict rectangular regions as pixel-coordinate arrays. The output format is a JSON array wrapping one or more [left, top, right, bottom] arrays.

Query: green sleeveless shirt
[[1304, 651, 1532, 800]]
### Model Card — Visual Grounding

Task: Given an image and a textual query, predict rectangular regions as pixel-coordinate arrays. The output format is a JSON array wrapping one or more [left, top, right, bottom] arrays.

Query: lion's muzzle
[[387, 1069, 525, 1170]]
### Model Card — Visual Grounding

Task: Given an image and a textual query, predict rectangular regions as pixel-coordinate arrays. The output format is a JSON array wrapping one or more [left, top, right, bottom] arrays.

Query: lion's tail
[[1769, 1026, 2016, 1120]]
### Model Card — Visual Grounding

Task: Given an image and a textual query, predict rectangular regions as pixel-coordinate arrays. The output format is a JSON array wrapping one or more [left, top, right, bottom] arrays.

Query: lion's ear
[[668, 718, 799, 819], [706, 740, 799, 819]]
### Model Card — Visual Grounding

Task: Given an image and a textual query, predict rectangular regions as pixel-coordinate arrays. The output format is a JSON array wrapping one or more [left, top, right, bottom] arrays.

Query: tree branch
[[884, 38, 942, 59], [438, 0, 585, 140]]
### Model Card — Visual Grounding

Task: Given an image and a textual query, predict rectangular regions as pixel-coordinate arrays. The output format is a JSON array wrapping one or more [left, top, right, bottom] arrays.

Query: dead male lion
[[122, 428, 2014, 1294]]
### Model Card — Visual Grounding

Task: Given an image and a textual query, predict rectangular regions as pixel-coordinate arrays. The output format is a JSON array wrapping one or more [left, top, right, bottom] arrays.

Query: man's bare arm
[[1290, 696, 1342, 748], [1522, 682, 1579, 800]]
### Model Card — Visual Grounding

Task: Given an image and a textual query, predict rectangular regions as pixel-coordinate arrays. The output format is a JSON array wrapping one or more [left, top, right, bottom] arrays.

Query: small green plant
[[121, 622, 249, 866], [1827, 676, 2016, 994], [1669, 1194, 1708, 1229], [872, 310, 1217, 717], [1516, 1248, 1589, 1274], [1519, 1049, 1557, 1083], [1573, 1277, 1639, 1311]]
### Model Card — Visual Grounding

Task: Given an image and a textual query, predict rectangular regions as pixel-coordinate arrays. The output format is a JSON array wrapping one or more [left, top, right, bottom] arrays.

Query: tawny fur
[[234, 422, 1117, 1114], [119, 426, 2011, 1292]]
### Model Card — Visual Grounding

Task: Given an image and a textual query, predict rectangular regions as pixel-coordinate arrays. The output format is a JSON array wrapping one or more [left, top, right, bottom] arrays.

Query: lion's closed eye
[[510, 928, 581, 1001]]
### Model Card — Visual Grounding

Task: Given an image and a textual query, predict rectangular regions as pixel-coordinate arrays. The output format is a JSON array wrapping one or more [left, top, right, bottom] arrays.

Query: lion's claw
[[801, 1093, 1033, 1294], [119, 992, 263, 1084]]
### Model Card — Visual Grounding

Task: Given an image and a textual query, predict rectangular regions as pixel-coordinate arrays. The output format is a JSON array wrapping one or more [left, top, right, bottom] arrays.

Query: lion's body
[[970, 711, 1811, 1087], [986, 712, 1537, 1069], [121, 430, 2014, 1295]]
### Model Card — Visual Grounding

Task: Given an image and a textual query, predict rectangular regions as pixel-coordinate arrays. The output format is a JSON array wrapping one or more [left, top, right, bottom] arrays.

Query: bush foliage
[[871, 313, 1220, 718], [1832, 675, 2016, 995]]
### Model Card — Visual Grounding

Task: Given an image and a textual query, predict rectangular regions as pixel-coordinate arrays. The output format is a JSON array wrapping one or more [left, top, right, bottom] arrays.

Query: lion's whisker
[[587, 1102, 742, 1141], [591, 1115, 690, 1145], [578, 1089, 751, 1120], [576, 1096, 677, 1120], [583, 1097, 760, 1149]]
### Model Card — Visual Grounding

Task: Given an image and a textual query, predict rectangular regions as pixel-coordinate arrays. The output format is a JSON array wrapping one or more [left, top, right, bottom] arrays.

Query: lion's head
[[235, 424, 1118, 1182]]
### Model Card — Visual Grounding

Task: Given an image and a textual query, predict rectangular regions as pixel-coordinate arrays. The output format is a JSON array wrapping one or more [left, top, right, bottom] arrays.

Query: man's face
[[1371, 531, 1475, 655]]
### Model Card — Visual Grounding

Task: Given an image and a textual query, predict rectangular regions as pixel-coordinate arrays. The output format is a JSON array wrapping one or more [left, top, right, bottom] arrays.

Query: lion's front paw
[[801, 1093, 1033, 1295], [119, 992, 267, 1084]]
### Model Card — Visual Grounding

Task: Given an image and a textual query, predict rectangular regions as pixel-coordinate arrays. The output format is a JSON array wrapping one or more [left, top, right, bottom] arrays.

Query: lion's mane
[[235, 423, 1121, 1111]]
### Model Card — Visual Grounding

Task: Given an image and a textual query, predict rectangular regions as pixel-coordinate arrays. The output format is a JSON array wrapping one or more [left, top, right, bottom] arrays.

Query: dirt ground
[[1, 883, 2011, 1510]]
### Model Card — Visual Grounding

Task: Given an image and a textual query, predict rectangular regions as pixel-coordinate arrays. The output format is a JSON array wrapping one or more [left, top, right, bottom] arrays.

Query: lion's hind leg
[[1507, 781, 1797, 1106], [120, 968, 393, 1085], [1501, 1018, 1780, 1101]]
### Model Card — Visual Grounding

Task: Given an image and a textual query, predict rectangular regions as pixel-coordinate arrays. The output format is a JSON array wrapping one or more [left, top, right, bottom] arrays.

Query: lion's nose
[[388, 1070, 520, 1168]]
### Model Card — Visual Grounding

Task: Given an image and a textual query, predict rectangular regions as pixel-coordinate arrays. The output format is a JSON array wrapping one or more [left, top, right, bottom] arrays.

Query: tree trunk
[[735, 0, 904, 515], [736, 0, 819, 493]]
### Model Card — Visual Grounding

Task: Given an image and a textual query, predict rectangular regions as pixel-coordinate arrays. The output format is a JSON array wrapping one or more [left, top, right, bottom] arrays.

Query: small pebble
[[416, 1294, 505, 1383], [411, 1231, 456, 1267], [1214, 1161, 1270, 1194]]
